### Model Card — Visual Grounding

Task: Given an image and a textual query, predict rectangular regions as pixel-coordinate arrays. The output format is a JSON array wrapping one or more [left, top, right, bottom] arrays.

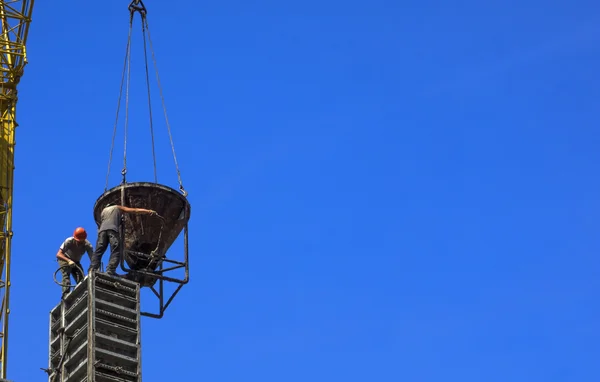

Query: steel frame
[[119, 223, 189, 319]]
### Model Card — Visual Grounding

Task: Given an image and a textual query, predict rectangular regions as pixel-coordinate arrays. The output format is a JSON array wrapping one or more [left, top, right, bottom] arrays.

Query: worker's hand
[[149, 210, 158, 216], [67, 260, 75, 266]]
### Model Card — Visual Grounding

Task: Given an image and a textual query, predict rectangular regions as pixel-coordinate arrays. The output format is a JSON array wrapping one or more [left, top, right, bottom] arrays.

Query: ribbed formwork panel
[[48, 272, 142, 382]]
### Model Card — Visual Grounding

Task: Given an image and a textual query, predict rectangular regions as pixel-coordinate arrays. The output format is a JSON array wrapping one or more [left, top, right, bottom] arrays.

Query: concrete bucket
[[93, 182, 191, 286]]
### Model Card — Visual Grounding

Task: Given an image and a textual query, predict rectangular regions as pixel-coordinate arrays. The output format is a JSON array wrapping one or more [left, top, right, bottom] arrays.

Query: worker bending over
[[89, 203, 157, 276], [56, 227, 94, 298]]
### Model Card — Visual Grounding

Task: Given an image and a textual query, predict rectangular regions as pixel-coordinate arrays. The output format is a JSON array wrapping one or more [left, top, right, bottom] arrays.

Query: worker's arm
[[118, 205, 157, 215], [86, 241, 94, 259], [56, 248, 74, 265], [57, 238, 75, 264]]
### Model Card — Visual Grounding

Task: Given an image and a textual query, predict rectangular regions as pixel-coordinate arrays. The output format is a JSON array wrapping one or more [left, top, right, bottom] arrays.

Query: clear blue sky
[[6, 0, 600, 380]]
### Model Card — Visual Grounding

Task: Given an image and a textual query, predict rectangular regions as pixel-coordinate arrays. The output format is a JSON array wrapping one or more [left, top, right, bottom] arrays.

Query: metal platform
[[47, 272, 142, 382]]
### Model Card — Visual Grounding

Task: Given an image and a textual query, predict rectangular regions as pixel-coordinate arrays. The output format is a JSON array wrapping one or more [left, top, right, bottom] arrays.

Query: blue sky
[[5, 0, 600, 380]]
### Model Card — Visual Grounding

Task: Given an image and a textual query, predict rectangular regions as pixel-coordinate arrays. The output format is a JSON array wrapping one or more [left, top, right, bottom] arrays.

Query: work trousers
[[58, 258, 84, 295], [90, 229, 121, 274]]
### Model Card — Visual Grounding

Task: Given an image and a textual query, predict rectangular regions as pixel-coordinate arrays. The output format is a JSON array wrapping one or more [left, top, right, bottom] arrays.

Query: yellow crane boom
[[0, 0, 34, 378]]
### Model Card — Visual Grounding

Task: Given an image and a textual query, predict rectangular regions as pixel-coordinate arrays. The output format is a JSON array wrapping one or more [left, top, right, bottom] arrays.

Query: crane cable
[[105, 14, 132, 190], [105, 0, 187, 197]]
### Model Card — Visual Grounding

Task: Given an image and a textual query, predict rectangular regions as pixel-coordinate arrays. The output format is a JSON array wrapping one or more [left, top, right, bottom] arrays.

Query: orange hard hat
[[73, 227, 87, 241]]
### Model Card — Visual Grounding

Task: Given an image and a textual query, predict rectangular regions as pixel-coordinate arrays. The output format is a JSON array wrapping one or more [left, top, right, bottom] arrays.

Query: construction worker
[[56, 227, 94, 298], [89, 203, 158, 276]]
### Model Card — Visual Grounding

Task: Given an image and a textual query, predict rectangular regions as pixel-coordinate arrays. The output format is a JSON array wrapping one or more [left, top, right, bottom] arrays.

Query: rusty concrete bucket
[[93, 182, 191, 287]]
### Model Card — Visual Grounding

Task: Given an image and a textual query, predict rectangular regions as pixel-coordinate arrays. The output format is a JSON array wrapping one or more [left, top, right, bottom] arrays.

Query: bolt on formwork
[[47, 272, 142, 382]]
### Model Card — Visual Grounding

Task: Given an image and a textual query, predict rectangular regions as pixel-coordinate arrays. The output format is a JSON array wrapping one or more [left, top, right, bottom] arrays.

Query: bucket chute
[[93, 182, 191, 287]]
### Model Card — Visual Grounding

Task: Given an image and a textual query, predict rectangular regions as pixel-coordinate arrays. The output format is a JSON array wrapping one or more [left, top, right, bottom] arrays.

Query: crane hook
[[129, 0, 147, 16]]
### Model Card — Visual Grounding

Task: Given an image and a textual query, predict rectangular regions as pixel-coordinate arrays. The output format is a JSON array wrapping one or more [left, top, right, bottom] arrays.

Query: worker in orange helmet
[[89, 203, 157, 277], [56, 227, 94, 298]]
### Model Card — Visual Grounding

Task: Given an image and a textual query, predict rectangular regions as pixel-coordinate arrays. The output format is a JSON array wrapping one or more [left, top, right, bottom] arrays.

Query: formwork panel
[[48, 272, 142, 382]]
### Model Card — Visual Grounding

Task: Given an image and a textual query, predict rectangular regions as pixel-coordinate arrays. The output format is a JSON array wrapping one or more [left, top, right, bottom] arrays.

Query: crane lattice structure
[[0, 0, 34, 378]]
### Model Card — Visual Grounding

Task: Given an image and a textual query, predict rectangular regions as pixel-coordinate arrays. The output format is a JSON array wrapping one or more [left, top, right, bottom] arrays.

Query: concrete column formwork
[[48, 272, 142, 382]]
